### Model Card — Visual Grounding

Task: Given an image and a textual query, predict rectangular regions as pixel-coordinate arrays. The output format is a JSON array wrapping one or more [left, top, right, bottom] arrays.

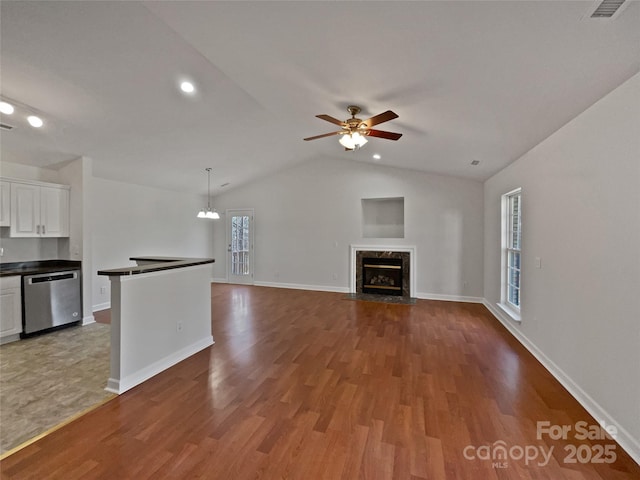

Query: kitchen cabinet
[[9, 182, 70, 237], [0, 181, 9, 227], [0, 276, 22, 340]]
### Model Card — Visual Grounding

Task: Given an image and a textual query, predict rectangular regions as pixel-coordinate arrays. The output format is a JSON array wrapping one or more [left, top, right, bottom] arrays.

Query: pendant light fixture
[[197, 168, 220, 219]]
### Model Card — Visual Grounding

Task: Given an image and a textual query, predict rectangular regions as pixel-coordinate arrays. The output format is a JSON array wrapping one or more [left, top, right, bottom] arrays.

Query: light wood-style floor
[[1, 284, 638, 479]]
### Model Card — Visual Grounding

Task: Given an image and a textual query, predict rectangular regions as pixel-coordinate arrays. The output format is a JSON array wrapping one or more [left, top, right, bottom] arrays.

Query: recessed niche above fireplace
[[362, 197, 404, 238]]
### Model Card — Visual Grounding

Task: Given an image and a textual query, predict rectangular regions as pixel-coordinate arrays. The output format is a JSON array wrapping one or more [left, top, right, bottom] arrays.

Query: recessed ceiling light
[[373, 154, 381, 160], [0, 101, 14, 115], [27, 115, 44, 128], [180, 81, 195, 94]]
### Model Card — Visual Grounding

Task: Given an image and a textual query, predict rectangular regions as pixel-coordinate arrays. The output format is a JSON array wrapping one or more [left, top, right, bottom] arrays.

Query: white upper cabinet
[[39, 186, 69, 237], [0, 181, 10, 227], [10, 183, 39, 236], [9, 181, 70, 237]]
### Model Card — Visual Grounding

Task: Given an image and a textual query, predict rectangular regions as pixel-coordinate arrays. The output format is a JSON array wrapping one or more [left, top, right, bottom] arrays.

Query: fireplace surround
[[350, 245, 416, 298]]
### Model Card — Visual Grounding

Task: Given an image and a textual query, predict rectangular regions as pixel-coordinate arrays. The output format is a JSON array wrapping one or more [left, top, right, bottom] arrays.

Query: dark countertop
[[97, 257, 215, 277], [0, 260, 82, 277]]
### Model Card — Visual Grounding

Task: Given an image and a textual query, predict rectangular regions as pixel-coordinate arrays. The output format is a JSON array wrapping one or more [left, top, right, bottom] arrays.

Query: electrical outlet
[[177, 321, 183, 332], [100, 286, 106, 294], [332, 273, 338, 280]]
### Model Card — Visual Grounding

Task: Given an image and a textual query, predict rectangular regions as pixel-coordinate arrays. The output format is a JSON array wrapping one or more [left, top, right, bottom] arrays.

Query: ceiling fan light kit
[[339, 131, 368, 150], [304, 105, 402, 150]]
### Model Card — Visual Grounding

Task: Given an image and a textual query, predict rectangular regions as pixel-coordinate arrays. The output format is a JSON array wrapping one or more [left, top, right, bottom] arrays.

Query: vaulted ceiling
[[1, 1, 638, 195]]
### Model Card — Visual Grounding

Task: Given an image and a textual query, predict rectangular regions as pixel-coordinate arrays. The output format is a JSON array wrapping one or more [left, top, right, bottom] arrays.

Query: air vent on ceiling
[[0, 123, 14, 131], [590, 0, 626, 18]]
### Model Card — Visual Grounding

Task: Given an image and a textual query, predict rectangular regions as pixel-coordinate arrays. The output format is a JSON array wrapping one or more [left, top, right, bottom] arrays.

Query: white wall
[[484, 73, 640, 459], [58, 157, 94, 321], [91, 177, 214, 310], [211, 158, 484, 299], [0, 161, 61, 183], [107, 264, 213, 394]]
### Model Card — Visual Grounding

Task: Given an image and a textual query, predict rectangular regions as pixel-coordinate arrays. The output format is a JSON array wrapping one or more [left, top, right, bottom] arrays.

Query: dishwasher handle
[[27, 271, 78, 284]]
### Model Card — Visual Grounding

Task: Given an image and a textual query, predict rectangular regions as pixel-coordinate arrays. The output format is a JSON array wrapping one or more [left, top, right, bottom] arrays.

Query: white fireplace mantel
[[350, 244, 417, 297]]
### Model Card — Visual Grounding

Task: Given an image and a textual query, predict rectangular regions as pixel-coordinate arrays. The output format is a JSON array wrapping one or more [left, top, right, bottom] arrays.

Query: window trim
[[499, 188, 522, 322]]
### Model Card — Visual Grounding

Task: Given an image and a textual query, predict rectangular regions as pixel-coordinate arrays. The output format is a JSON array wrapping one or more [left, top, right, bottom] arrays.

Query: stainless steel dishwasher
[[22, 270, 82, 335]]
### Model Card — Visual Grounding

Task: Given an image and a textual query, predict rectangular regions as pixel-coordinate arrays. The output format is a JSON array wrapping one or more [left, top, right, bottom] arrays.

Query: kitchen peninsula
[[98, 256, 214, 394]]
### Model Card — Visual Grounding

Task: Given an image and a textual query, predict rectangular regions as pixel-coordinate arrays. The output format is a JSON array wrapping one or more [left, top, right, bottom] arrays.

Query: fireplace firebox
[[361, 257, 403, 296]]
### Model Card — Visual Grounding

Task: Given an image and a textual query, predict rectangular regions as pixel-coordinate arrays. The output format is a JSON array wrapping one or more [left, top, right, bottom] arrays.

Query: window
[[501, 189, 522, 318], [230, 215, 251, 275]]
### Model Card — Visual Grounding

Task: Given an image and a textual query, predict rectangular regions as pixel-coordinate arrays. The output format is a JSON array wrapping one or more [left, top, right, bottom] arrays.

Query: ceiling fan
[[304, 105, 402, 150]]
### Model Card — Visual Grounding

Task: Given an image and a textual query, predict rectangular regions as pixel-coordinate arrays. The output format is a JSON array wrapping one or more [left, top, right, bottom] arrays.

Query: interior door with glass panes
[[227, 209, 254, 284]]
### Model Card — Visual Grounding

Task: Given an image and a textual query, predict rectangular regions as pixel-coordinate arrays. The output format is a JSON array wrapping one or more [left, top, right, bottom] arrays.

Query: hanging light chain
[[206, 167, 212, 210]]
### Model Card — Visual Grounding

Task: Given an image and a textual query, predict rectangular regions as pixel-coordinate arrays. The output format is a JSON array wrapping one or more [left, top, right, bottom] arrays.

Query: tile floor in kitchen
[[0, 322, 113, 454]]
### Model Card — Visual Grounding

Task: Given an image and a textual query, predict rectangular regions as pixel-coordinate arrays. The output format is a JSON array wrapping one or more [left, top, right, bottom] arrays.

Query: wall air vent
[[590, 0, 627, 18], [0, 123, 14, 131]]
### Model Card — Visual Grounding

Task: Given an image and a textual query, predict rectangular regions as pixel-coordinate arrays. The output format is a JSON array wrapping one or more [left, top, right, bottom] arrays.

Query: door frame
[[226, 208, 255, 285]]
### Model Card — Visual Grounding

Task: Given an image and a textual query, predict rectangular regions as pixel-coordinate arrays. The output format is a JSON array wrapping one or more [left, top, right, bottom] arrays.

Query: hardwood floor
[[93, 309, 111, 325], [1, 284, 638, 479]]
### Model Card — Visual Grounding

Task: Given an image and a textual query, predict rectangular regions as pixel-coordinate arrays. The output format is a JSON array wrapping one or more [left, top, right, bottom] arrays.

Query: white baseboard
[[105, 336, 214, 395], [253, 282, 483, 301], [483, 300, 640, 465], [92, 302, 111, 312], [211, 277, 227, 283], [82, 315, 95, 326], [254, 281, 350, 294], [416, 292, 484, 303]]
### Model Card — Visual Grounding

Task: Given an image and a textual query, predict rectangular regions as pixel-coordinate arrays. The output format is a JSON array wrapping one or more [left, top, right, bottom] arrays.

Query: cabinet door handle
[[37, 225, 40, 234], [42, 225, 46, 235]]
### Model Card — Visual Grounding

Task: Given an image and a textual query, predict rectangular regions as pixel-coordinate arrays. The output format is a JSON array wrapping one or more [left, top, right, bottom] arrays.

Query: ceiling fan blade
[[363, 110, 399, 128], [303, 131, 343, 141], [366, 129, 403, 141], [316, 114, 347, 127]]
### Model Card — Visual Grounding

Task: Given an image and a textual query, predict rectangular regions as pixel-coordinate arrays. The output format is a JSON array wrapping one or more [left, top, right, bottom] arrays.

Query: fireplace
[[362, 257, 403, 296], [351, 246, 415, 299]]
